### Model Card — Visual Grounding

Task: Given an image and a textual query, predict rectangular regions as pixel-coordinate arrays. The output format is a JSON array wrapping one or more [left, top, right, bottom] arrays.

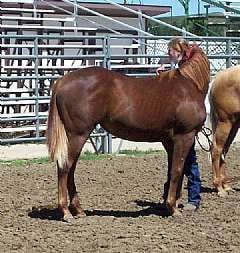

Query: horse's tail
[[47, 80, 68, 168], [209, 91, 217, 136], [208, 79, 217, 163]]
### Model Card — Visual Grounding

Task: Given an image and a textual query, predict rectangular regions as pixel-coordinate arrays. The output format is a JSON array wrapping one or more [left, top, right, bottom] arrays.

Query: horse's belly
[[101, 120, 170, 142]]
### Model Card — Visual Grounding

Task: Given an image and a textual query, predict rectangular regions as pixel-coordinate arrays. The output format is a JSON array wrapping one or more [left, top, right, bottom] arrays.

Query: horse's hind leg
[[58, 132, 89, 222], [57, 162, 72, 221], [67, 134, 90, 218], [212, 120, 232, 197], [221, 122, 238, 193]]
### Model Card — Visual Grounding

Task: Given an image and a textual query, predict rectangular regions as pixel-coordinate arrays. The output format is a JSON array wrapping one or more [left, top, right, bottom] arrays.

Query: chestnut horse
[[47, 47, 210, 221], [210, 65, 240, 196]]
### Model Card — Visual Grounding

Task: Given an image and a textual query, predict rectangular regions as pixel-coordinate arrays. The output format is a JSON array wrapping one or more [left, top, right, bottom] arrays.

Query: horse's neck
[[179, 50, 210, 94]]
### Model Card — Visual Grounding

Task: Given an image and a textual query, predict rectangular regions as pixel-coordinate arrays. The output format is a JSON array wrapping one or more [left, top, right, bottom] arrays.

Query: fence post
[[34, 37, 40, 139], [226, 39, 232, 68], [103, 36, 112, 153]]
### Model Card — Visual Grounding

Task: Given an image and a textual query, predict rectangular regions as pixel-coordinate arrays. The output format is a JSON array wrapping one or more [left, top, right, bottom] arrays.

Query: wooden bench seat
[[1, 88, 35, 94], [2, 66, 87, 70], [0, 16, 74, 22], [1, 111, 48, 118], [0, 7, 55, 14], [2, 99, 50, 105], [0, 24, 97, 32], [0, 125, 47, 133]]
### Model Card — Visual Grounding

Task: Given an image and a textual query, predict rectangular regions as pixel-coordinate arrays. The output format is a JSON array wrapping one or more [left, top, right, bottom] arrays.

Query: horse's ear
[[179, 48, 210, 93]]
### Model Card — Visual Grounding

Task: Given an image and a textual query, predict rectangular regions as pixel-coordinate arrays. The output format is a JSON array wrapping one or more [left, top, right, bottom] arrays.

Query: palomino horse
[[47, 47, 210, 221], [210, 65, 240, 196]]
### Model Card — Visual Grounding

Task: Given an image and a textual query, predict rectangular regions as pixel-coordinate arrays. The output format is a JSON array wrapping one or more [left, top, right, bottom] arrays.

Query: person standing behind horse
[[157, 37, 202, 211]]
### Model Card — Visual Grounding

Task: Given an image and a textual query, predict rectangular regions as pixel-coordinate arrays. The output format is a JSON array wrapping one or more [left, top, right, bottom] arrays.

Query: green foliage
[[0, 149, 164, 166], [118, 149, 162, 156], [148, 14, 225, 37], [148, 16, 184, 36], [177, 0, 190, 27], [0, 157, 50, 167]]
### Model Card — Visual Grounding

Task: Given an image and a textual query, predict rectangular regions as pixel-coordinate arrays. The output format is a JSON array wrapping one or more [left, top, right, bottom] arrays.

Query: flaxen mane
[[179, 47, 210, 94]]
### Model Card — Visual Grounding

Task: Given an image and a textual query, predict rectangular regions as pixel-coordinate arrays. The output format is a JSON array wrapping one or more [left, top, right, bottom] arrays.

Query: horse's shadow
[[86, 200, 169, 218], [200, 186, 240, 193], [28, 200, 170, 221], [28, 206, 63, 221], [200, 186, 216, 194]]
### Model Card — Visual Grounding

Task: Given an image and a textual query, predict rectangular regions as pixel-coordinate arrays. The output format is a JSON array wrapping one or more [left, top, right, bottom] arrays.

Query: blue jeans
[[163, 144, 201, 207]]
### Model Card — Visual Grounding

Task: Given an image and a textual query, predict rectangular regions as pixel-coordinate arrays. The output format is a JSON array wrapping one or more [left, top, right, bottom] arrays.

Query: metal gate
[[1, 35, 240, 152]]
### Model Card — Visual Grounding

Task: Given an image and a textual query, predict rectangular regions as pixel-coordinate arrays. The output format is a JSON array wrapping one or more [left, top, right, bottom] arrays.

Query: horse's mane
[[179, 46, 210, 94]]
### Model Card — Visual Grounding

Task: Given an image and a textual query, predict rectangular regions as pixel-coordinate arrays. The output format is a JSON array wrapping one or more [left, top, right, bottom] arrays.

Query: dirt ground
[[0, 146, 240, 253]]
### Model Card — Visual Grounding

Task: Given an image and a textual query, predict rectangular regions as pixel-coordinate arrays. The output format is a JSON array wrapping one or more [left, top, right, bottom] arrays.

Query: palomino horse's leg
[[166, 132, 195, 215], [58, 133, 89, 222], [220, 122, 238, 193], [212, 120, 232, 197]]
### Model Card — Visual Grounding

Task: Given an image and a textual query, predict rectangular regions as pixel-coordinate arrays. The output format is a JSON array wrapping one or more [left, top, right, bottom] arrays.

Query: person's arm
[[156, 56, 172, 75], [156, 65, 165, 75]]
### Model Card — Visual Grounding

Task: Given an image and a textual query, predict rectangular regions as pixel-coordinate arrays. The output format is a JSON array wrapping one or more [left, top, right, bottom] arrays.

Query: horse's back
[[213, 65, 240, 90], [51, 65, 208, 140], [211, 65, 240, 119]]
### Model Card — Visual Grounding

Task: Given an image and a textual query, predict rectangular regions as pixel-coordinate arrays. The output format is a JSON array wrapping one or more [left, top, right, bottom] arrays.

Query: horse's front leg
[[162, 139, 183, 208], [166, 132, 195, 215]]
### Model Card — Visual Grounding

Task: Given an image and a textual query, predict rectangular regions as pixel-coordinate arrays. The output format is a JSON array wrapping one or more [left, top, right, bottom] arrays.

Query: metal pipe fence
[[1, 34, 240, 152]]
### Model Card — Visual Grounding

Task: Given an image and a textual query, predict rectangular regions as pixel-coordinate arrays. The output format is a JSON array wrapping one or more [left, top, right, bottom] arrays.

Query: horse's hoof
[[69, 205, 86, 218], [74, 211, 86, 219], [224, 184, 235, 193], [217, 190, 228, 198], [172, 208, 182, 216], [165, 203, 181, 217], [63, 213, 74, 223]]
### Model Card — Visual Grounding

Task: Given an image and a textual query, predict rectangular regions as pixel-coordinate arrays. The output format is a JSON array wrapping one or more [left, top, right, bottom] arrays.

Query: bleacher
[[0, 1, 95, 142], [0, 0, 172, 148], [202, 0, 240, 36]]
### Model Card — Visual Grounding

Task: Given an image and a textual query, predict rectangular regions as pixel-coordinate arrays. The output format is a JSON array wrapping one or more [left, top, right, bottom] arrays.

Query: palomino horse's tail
[[47, 80, 68, 168], [208, 80, 217, 134], [208, 79, 217, 162]]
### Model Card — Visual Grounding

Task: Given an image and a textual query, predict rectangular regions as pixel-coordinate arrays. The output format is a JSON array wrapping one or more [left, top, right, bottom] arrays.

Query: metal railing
[[1, 34, 240, 151]]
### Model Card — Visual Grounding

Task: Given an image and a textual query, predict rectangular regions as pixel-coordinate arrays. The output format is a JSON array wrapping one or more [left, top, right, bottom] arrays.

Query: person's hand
[[156, 65, 165, 75]]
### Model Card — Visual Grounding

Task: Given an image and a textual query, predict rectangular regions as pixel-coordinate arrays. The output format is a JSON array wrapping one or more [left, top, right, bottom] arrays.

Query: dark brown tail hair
[[47, 80, 68, 168]]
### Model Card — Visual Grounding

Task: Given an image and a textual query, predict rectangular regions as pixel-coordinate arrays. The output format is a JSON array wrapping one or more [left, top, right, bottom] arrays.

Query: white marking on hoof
[[217, 190, 228, 198], [63, 213, 74, 223]]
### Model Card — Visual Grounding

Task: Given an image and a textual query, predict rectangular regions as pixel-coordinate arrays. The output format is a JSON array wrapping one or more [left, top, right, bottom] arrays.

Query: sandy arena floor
[[0, 145, 240, 252]]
